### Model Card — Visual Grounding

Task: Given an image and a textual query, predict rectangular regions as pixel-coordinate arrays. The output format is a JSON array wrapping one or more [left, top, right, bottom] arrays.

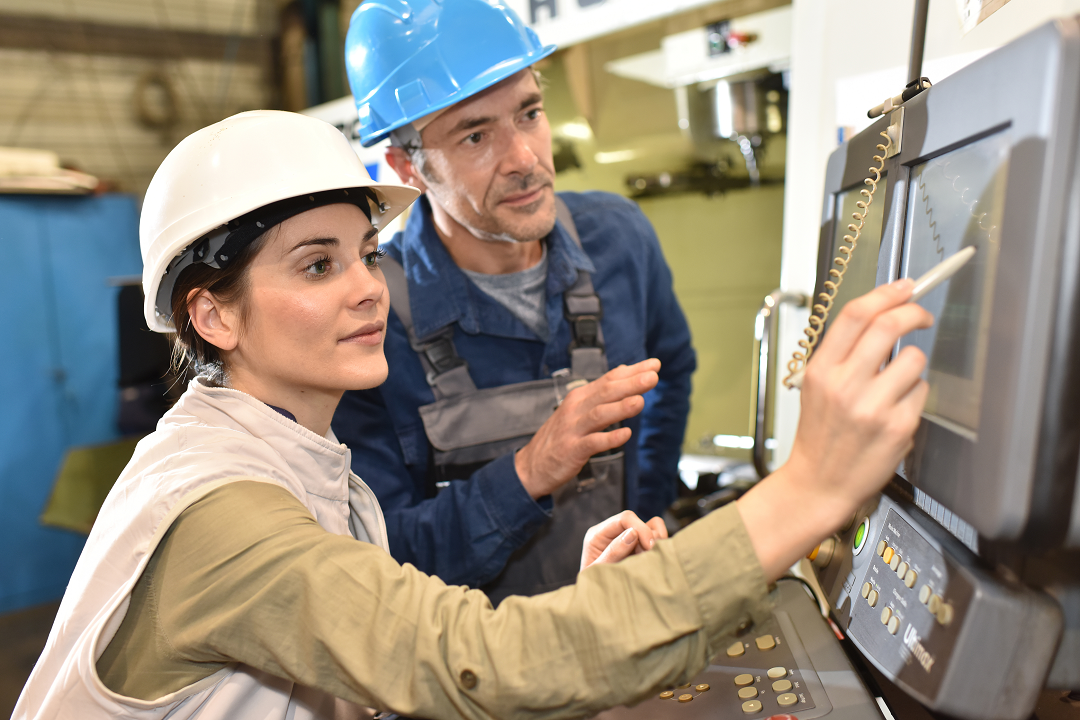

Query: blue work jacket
[[333, 190, 696, 588]]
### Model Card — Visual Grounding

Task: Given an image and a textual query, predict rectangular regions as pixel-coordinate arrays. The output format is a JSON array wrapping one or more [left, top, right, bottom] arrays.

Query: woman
[[15, 111, 931, 720]]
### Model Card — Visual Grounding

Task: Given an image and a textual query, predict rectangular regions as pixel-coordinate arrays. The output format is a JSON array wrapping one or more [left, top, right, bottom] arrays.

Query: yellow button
[[777, 693, 799, 707], [659, 691, 674, 699], [727, 641, 746, 657], [460, 669, 477, 689], [860, 582, 872, 599], [867, 589, 879, 607], [919, 585, 932, 604], [772, 679, 793, 693], [876, 540, 887, 556], [889, 554, 902, 571], [937, 602, 954, 626], [678, 693, 693, 703], [928, 594, 943, 614], [696, 684, 710, 693], [742, 700, 763, 714], [734, 673, 754, 687], [905, 569, 918, 588], [738, 687, 759, 699], [897, 561, 909, 578], [887, 616, 900, 635], [880, 606, 892, 625], [755, 635, 776, 651], [882, 547, 894, 564], [767, 666, 787, 679]]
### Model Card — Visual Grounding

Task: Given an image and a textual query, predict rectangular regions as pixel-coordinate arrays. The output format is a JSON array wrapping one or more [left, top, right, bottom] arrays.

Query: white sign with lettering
[[504, 0, 720, 48]]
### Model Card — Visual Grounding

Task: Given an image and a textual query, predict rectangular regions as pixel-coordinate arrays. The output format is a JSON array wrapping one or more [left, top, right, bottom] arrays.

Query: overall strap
[[554, 197, 608, 380], [380, 255, 477, 399]]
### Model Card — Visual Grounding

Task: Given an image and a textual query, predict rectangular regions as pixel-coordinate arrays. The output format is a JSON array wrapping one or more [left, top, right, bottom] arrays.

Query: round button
[[889, 554, 902, 571], [867, 589, 879, 607], [876, 540, 887, 557], [937, 602, 954, 626], [928, 594, 943, 614], [727, 641, 746, 658], [897, 561, 909, 578], [742, 700, 763, 714], [696, 684, 711, 693], [853, 518, 870, 554], [904, 569, 918, 588], [734, 673, 755, 687], [739, 687, 759, 699], [772, 679, 793, 693], [678, 694, 693, 703], [777, 693, 798, 707], [887, 616, 900, 635], [880, 606, 892, 625], [767, 666, 787, 679], [459, 669, 478, 690], [765, 716, 798, 720], [659, 690, 674, 699], [882, 547, 894, 564], [756, 635, 777, 651], [860, 582, 872, 599], [919, 585, 932, 604]]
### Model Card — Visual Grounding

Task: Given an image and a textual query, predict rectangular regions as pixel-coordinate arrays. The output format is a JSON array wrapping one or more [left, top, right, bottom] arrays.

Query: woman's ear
[[188, 289, 239, 352]]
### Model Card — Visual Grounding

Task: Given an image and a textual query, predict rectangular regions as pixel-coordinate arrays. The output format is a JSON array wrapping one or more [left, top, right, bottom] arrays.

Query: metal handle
[[750, 289, 809, 479]]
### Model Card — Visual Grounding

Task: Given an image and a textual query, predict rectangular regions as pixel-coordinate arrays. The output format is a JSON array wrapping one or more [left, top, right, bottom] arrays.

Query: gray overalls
[[380, 199, 625, 604]]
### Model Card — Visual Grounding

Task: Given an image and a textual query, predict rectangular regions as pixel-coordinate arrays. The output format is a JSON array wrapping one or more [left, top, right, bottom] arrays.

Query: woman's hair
[[168, 231, 269, 385]]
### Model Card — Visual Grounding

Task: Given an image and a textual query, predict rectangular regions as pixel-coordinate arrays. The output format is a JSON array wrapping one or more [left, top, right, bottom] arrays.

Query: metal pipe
[[908, 0, 930, 85]]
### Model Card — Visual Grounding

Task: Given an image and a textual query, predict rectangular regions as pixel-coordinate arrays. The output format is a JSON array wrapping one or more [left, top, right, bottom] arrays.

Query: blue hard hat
[[345, 0, 557, 147]]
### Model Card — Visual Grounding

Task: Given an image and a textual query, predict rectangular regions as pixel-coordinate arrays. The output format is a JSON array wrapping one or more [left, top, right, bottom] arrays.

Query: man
[[333, 0, 695, 603]]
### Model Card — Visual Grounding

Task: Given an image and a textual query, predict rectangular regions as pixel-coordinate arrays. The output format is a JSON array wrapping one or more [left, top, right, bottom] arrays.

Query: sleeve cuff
[[474, 453, 553, 546], [671, 503, 773, 649]]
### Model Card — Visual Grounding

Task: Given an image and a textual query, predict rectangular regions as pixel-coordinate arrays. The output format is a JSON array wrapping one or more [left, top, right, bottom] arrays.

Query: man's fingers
[[579, 426, 633, 457], [812, 280, 914, 367]]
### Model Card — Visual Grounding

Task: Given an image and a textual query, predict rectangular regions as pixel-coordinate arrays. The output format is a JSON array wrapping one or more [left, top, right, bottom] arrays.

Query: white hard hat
[[140, 109, 419, 332]]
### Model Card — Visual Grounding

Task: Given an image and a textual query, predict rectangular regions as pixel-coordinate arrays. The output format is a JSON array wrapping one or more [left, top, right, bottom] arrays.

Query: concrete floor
[[0, 601, 59, 717]]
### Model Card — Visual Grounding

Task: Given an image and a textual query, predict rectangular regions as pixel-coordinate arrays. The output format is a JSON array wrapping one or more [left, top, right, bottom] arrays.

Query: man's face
[[414, 69, 556, 244]]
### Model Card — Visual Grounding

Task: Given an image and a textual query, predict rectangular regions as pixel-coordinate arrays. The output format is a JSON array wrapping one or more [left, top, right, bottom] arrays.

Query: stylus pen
[[786, 245, 977, 390]]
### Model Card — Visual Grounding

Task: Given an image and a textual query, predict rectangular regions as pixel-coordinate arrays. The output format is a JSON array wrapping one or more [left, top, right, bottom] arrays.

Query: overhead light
[[594, 149, 638, 164], [712, 434, 777, 450], [560, 121, 593, 139]]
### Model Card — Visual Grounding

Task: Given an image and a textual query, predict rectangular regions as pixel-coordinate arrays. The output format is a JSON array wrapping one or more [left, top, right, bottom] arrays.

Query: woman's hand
[[580, 510, 668, 570], [737, 279, 932, 581]]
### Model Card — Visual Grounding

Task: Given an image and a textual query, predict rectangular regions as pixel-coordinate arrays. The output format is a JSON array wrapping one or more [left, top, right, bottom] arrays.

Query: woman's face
[[224, 202, 390, 401]]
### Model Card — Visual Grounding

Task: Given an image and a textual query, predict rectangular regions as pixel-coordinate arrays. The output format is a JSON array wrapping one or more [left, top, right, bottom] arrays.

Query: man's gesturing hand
[[515, 359, 661, 499]]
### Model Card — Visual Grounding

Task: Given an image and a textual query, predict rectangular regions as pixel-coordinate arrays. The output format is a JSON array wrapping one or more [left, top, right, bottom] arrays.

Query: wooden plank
[[0, 12, 271, 64]]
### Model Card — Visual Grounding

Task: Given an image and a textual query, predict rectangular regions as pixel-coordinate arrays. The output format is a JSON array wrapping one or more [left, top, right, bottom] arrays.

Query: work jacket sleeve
[[334, 386, 552, 587], [626, 206, 697, 520], [99, 480, 771, 720]]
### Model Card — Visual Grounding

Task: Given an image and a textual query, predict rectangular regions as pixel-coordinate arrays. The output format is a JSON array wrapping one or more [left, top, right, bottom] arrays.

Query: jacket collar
[[397, 194, 595, 340]]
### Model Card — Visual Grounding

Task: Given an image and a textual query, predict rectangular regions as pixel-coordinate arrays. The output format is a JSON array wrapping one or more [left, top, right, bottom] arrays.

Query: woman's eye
[[362, 248, 387, 268], [306, 258, 332, 276]]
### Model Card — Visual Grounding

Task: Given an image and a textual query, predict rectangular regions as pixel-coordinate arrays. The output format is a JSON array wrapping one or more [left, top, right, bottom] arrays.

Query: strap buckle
[[568, 315, 603, 351]]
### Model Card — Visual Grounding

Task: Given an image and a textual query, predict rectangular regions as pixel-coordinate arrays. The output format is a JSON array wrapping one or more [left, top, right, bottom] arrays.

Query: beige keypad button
[[897, 561, 909, 578], [860, 582, 872, 599], [887, 616, 900, 635], [727, 641, 746, 658], [889, 554, 902, 571], [678, 694, 693, 703], [767, 666, 787, 679], [772, 679, 793, 693], [659, 691, 674, 700], [919, 585, 932, 604], [777, 693, 799, 707], [755, 635, 776, 651], [928, 594, 943, 614], [905, 569, 918, 588], [696, 684, 711, 693], [876, 540, 887, 556], [880, 606, 892, 625], [867, 589, 879, 607], [742, 700, 763, 714], [734, 673, 755, 687], [937, 602, 954, 626], [738, 687, 759, 700], [882, 547, 895, 564]]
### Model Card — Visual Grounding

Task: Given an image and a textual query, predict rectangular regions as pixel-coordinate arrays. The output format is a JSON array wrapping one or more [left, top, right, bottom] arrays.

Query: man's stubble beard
[[431, 171, 556, 244]]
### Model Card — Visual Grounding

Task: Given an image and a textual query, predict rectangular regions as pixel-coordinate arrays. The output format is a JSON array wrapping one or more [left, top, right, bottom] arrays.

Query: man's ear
[[385, 146, 429, 193], [188, 289, 239, 352]]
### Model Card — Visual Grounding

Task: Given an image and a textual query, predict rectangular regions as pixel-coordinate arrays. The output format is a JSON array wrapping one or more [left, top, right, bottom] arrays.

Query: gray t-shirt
[[461, 243, 550, 341]]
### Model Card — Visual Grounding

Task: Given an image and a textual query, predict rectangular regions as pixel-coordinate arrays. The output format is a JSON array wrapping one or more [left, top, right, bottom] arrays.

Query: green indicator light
[[853, 522, 866, 550]]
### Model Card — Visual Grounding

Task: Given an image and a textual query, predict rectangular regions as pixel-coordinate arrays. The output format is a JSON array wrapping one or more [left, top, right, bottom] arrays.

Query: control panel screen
[[899, 131, 1009, 439], [826, 177, 888, 330]]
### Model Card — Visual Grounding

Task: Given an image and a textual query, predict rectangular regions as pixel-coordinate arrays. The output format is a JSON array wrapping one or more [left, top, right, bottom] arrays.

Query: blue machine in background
[[0, 194, 142, 614]]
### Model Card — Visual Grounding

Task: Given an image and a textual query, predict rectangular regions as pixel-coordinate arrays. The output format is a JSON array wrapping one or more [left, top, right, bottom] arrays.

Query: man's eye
[[363, 248, 387, 268], [525, 108, 543, 121], [464, 132, 483, 145]]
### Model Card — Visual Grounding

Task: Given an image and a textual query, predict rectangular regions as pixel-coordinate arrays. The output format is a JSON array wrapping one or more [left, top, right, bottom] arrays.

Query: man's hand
[[515, 359, 660, 499], [737, 279, 933, 580], [580, 510, 668, 570]]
